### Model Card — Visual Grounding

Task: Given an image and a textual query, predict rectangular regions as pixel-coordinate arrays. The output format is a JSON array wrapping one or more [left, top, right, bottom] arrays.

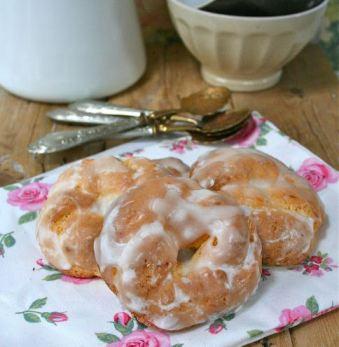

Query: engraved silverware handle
[[69, 100, 153, 118], [47, 109, 143, 125], [28, 117, 141, 154]]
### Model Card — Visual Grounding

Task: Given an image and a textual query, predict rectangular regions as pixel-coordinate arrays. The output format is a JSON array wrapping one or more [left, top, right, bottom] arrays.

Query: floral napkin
[[0, 112, 338, 347]]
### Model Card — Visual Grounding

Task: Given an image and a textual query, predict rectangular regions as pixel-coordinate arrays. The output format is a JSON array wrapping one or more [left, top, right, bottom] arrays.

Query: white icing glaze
[[48, 171, 82, 196], [37, 158, 127, 272], [119, 222, 176, 269], [91, 195, 118, 216], [191, 147, 324, 265], [95, 177, 261, 330], [122, 269, 136, 284], [187, 188, 217, 202], [199, 177, 215, 189], [95, 157, 130, 173], [132, 167, 145, 180], [37, 222, 72, 270], [157, 285, 190, 311], [250, 207, 315, 257], [149, 188, 241, 247], [155, 157, 190, 177], [181, 277, 191, 284], [193, 231, 259, 290], [94, 206, 125, 272], [38, 156, 189, 275], [152, 314, 181, 330], [124, 291, 148, 312]]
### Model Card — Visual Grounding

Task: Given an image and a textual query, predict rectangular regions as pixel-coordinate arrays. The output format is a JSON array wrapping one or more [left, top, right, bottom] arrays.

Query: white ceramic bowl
[[167, 0, 328, 91]]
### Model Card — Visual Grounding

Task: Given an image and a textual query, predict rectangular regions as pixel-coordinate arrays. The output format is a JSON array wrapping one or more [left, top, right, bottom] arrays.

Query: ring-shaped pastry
[[37, 156, 189, 278], [95, 176, 261, 330], [190, 148, 325, 266]]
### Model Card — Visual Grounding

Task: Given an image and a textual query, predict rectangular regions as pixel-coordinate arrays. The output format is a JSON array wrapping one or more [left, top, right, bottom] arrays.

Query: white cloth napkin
[[0, 112, 338, 347]]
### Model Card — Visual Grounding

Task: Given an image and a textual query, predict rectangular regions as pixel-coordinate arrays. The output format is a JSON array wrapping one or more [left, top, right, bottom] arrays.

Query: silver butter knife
[[69, 100, 153, 118], [28, 117, 142, 154], [47, 106, 176, 126], [47, 109, 142, 125]]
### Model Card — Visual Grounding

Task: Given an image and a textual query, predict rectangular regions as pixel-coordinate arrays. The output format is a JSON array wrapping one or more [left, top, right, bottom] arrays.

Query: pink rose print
[[119, 149, 144, 158], [310, 255, 322, 264], [209, 322, 224, 334], [261, 268, 271, 281], [208, 313, 235, 335], [36, 258, 45, 267], [171, 140, 188, 154], [47, 312, 68, 323], [36, 258, 95, 284], [293, 251, 338, 277], [60, 275, 93, 284], [95, 314, 179, 345], [226, 116, 267, 147], [275, 296, 319, 332], [278, 306, 312, 327], [297, 158, 338, 191], [114, 312, 132, 327], [162, 138, 197, 154], [7, 182, 51, 211], [108, 330, 170, 347]]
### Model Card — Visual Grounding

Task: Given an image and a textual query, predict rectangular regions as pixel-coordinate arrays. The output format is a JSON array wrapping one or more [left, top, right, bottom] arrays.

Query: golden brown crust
[[62, 265, 101, 278], [190, 148, 325, 266], [95, 176, 261, 331], [37, 157, 189, 278]]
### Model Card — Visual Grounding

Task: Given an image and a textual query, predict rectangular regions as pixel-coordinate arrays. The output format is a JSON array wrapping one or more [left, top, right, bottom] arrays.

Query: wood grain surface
[[0, 43, 338, 346]]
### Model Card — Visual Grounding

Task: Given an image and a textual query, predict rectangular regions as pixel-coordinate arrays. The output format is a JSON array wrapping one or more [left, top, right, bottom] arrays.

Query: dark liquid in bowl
[[200, 0, 324, 17]]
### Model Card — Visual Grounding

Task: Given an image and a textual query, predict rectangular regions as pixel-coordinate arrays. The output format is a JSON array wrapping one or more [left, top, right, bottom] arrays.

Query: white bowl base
[[201, 66, 282, 92]]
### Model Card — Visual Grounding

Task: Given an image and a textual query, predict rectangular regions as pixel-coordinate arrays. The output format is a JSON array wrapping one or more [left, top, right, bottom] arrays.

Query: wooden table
[[0, 43, 338, 346]]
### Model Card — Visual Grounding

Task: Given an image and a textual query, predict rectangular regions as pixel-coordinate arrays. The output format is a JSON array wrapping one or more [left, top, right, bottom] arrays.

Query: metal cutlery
[[47, 87, 231, 126], [28, 108, 251, 154], [47, 109, 131, 125], [28, 87, 251, 154]]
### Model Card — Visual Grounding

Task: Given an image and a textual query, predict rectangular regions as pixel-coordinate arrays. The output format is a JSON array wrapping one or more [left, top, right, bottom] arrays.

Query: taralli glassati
[[190, 148, 325, 266], [36, 157, 189, 278], [95, 176, 262, 330], [36, 147, 326, 332]]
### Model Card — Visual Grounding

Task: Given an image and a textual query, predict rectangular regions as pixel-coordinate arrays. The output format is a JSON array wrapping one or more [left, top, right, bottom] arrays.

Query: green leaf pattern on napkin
[[95, 311, 181, 346], [247, 329, 264, 338], [0, 231, 15, 258], [18, 211, 38, 225], [16, 297, 68, 325]]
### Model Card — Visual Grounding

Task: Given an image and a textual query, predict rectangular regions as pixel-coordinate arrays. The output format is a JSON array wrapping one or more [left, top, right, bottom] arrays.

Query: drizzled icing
[[37, 157, 189, 275], [191, 147, 325, 265], [36, 215, 72, 270], [95, 176, 261, 330], [154, 158, 190, 178]]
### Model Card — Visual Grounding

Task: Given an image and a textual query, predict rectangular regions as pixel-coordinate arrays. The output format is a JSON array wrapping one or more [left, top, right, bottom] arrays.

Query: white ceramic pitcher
[[0, 0, 146, 103]]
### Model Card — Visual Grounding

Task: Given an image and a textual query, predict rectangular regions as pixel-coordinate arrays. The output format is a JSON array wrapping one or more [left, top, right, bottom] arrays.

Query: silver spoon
[[48, 87, 231, 125]]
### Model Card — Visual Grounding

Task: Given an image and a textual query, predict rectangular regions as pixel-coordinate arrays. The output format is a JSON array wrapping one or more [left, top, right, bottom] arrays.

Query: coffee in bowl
[[200, 0, 324, 17]]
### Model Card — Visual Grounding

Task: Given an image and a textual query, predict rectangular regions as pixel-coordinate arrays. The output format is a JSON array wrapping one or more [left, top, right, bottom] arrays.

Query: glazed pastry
[[36, 156, 189, 278], [190, 148, 325, 266], [95, 176, 261, 330]]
